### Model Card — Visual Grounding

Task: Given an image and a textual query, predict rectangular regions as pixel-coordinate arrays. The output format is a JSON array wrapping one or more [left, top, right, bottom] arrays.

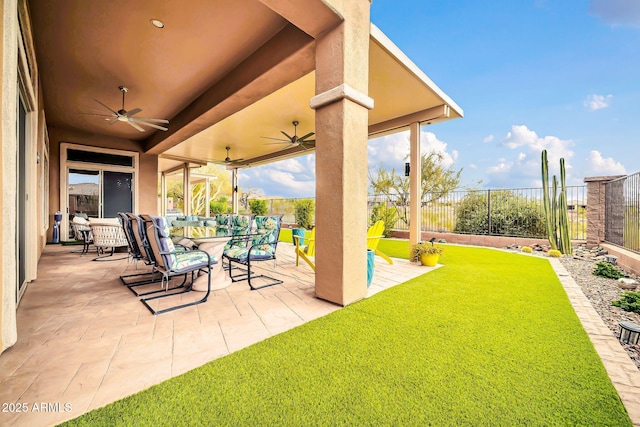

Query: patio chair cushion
[[224, 245, 274, 262], [215, 214, 231, 236], [224, 214, 253, 250], [251, 216, 280, 249], [152, 216, 217, 271]]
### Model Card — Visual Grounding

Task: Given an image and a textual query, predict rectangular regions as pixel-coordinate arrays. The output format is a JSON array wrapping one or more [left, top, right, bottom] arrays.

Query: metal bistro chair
[[223, 215, 283, 290], [118, 213, 167, 295], [140, 215, 217, 315]]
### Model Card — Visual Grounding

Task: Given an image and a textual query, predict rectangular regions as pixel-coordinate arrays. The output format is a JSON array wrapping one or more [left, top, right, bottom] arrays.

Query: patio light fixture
[[619, 321, 640, 345], [150, 19, 165, 29]]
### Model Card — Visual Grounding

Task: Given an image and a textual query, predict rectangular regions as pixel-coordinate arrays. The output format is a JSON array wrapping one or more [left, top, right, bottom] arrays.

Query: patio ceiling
[[28, 1, 462, 173]]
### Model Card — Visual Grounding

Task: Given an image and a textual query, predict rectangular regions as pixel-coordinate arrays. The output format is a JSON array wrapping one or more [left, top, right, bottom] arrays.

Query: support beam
[[258, 0, 343, 38], [368, 104, 450, 138], [145, 24, 314, 155], [313, 0, 372, 306], [409, 122, 421, 246]]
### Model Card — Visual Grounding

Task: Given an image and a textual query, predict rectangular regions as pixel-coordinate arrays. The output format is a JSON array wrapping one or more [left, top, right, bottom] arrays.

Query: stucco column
[[584, 175, 625, 248], [310, 0, 373, 306], [409, 122, 421, 246]]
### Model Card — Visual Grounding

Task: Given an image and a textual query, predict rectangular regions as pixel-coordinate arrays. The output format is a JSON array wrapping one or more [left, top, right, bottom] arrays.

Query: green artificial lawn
[[61, 242, 631, 426]]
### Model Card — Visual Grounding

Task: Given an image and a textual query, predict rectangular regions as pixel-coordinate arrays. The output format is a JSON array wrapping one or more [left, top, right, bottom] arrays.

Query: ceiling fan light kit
[[88, 86, 169, 132]]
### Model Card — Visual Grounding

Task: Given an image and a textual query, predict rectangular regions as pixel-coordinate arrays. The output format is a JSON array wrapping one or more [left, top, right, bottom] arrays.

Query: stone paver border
[[549, 258, 640, 426]]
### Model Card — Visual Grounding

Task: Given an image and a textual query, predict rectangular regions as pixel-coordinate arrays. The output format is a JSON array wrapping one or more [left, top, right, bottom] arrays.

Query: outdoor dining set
[[70, 213, 284, 315]]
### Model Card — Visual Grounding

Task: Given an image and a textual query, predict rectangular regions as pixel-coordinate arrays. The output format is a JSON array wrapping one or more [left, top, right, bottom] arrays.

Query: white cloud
[[584, 94, 613, 111], [485, 125, 575, 187], [584, 150, 626, 176], [483, 134, 494, 143], [368, 130, 459, 173], [589, 0, 640, 27], [468, 163, 478, 170]]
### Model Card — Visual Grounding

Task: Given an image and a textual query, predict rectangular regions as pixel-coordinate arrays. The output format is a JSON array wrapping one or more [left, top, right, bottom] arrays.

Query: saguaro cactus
[[541, 150, 572, 254], [541, 150, 558, 250], [558, 158, 572, 255]]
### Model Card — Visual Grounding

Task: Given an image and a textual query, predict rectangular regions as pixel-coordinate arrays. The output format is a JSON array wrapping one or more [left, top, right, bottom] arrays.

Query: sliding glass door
[[61, 144, 138, 241]]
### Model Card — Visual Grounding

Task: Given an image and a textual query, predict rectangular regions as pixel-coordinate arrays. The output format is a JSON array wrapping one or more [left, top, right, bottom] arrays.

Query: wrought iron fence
[[605, 172, 640, 254], [368, 186, 587, 240], [265, 185, 588, 240]]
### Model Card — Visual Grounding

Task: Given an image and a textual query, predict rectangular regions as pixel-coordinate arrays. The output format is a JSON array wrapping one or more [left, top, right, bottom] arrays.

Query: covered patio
[[0, 244, 431, 426]]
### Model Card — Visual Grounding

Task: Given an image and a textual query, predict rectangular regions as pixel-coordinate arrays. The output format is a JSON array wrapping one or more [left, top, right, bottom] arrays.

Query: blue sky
[[240, 0, 640, 197]]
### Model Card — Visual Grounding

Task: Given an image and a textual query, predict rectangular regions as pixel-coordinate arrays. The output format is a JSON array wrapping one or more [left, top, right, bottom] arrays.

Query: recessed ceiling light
[[150, 19, 165, 29]]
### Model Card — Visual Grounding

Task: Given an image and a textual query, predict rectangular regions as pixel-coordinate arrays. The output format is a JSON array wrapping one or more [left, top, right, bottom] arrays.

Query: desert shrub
[[521, 246, 533, 253], [592, 261, 624, 279], [454, 190, 546, 238], [294, 199, 315, 229], [612, 292, 640, 314], [210, 196, 231, 215], [370, 204, 397, 237], [249, 199, 268, 216], [548, 249, 562, 257]]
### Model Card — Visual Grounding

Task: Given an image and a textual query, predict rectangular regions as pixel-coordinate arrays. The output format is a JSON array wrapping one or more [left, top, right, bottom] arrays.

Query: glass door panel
[[103, 171, 133, 218]]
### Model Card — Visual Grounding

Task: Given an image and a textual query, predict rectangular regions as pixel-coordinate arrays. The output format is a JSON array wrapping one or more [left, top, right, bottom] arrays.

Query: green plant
[[453, 190, 545, 237], [370, 204, 397, 237], [249, 199, 268, 216], [293, 198, 315, 229], [521, 246, 533, 253], [548, 249, 562, 257], [409, 242, 443, 262], [592, 261, 624, 279], [541, 150, 572, 254], [210, 196, 231, 215], [612, 292, 640, 314]]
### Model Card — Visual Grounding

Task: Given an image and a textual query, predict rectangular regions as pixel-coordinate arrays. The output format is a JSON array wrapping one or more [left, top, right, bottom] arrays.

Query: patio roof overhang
[[157, 24, 463, 172]]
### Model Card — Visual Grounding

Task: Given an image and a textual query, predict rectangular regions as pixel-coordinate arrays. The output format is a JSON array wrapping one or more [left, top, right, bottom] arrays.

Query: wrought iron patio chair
[[140, 215, 217, 315], [117, 213, 168, 294], [223, 215, 283, 290]]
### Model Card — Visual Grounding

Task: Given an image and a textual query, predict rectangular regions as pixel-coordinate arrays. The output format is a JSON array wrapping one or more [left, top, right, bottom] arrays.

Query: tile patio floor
[[0, 243, 429, 427], [2, 245, 640, 426]]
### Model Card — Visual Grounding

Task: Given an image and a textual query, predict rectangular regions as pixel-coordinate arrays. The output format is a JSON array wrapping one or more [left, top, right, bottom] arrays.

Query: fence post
[[487, 189, 491, 236], [584, 175, 625, 248]]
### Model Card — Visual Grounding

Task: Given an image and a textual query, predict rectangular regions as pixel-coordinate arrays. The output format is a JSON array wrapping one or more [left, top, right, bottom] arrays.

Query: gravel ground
[[558, 256, 640, 370]]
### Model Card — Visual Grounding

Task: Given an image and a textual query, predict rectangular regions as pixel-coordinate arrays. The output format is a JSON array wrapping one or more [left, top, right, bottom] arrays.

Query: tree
[[369, 152, 462, 226], [165, 164, 232, 215]]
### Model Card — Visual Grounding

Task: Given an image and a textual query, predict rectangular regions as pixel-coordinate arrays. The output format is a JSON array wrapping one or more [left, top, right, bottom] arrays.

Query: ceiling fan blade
[[80, 112, 114, 118], [125, 121, 145, 132], [133, 121, 168, 131], [131, 117, 169, 124], [280, 131, 294, 141], [126, 108, 142, 117], [298, 132, 315, 141], [93, 98, 119, 115], [107, 117, 119, 125], [264, 141, 292, 145], [261, 136, 289, 142]]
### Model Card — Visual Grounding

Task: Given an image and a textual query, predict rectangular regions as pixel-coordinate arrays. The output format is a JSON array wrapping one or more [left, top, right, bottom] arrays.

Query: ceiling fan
[[86, 86, 169, 132], [262, 120, 315, 150], [213, 146, 245, 167]]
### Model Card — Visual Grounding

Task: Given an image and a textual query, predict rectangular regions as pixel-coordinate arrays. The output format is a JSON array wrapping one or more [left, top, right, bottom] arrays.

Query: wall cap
[[584, 175, 626, 183]]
